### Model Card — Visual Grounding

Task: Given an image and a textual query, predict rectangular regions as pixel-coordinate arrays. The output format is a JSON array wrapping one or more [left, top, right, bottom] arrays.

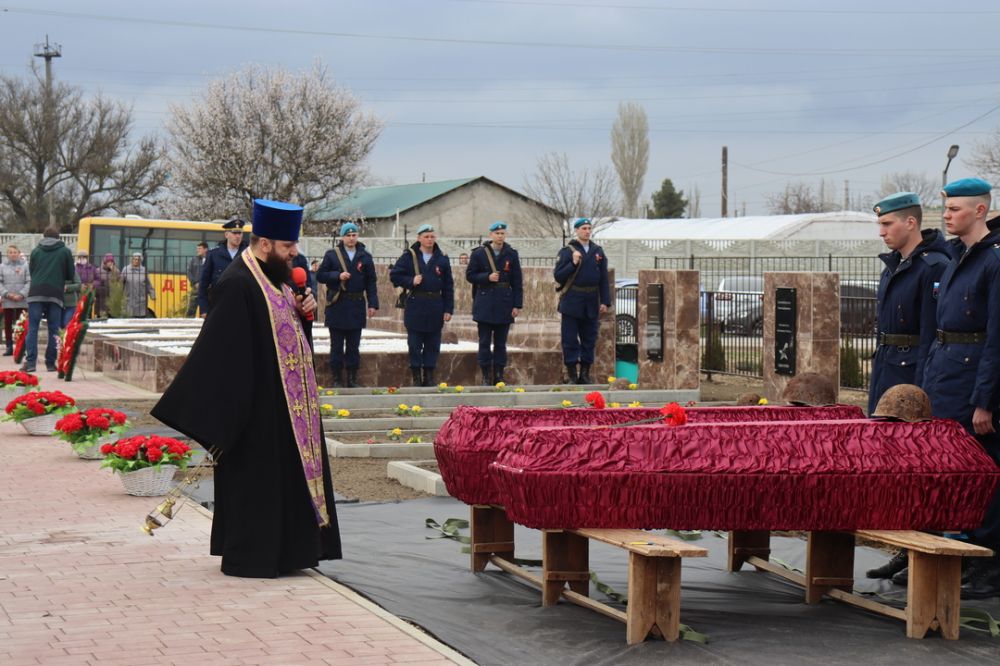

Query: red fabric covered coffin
[[490, 419, 1000, 531], [435, 404, 864, 506]]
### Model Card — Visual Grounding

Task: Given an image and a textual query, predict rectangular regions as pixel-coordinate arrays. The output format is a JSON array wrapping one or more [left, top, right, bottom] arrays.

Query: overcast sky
[[3, 0, 1000, 217]]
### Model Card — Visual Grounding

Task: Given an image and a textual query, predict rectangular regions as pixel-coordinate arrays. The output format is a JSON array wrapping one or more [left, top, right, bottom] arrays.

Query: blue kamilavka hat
[[251, 199, 303, 241]]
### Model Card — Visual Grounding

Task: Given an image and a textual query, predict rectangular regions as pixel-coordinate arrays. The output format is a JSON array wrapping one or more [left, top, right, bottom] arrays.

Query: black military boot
[[481, 366, 492, 386], [331, 369, 343, 388], [891, 567, 908, 586], [961, 556, 1000, 599], [422, 368, 435, 388], [577, 362, 592, 385], [865, 550, 907, 579], [346, 368, 359, 389], [493, 366, 505, 385], [563, 363, 578, 384], [410, 367, 422, 386]]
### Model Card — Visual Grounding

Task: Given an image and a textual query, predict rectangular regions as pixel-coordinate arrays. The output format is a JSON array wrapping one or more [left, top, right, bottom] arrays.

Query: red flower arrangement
[[55, 408, 130, 454], [100, 435, 195, 473], [3, 390, 77, 423], [0, 370, 39, 389], [585, 391, 607, 409], [56, 320, 88, 381], [660, 402, 688, 426], [12, 311, 28, 364]]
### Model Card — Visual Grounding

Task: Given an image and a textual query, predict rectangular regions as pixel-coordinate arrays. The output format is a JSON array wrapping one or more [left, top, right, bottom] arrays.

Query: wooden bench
[[728, 529, 995, 639]]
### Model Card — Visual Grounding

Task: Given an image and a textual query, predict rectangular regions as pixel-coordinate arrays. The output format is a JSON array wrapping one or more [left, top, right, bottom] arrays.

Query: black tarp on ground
[[316, 496, 1000, 665]]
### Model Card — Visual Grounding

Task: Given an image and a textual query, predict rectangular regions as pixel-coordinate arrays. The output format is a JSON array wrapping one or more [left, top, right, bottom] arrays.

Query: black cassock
[[152, 257, 342, 578]]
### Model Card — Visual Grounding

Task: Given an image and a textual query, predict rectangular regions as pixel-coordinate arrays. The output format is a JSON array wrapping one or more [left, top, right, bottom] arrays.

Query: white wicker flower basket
[[118, 465, 178, 497], [1, 384, 31, 405], [76, 433, 117, 460], [20, 412, 61, 436]]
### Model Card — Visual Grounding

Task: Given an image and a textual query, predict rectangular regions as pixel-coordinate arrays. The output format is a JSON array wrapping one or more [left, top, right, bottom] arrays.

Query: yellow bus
[[76, 216, 227, 317]]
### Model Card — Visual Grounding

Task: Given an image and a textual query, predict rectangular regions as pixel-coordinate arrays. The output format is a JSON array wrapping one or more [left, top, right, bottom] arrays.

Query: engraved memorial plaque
[[774, 287, 797, 375]]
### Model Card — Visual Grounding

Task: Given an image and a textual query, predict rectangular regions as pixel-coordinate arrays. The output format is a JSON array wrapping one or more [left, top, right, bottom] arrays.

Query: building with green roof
[[310, 176, 565, 238]]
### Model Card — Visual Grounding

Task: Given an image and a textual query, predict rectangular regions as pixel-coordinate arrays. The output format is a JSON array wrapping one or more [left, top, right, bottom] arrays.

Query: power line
[[445, 0, 1000, 15]]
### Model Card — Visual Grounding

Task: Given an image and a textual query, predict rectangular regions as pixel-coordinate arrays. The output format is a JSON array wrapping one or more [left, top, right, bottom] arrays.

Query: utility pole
[[844, 179, 849, 211], [721, 146, 728, 218], [34, 35, 62, 229]]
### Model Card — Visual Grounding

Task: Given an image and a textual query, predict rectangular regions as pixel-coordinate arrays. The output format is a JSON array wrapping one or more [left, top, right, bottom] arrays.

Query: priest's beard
[[260, 249, 292, 285]]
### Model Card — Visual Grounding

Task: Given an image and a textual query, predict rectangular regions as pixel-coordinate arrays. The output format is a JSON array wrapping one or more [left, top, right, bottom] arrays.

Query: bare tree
[[687, 184, 702, 218], [0, 69, 166, 232], [765, 182, 837, 215], [166, 62, 383, 224], [969, 132, 1000, 185], [610, 102, 649, 218], [876, 171, 938, 205], [522, 152, 620, 241]]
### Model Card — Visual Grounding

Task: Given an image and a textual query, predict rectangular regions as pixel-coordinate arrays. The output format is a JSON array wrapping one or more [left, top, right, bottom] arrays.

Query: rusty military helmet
[[736, 392, 764, 406], [871, 384, 932, 422], [781, 372, 837, 406]]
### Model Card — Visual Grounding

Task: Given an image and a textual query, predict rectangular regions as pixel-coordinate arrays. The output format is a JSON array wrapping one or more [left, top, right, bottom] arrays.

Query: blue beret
[[873, 192, 921, 216], [489, 221, 508, 232], [416, 224, 435, 235], [942, 177, 992, 198], [340, 222, 359, 235], [573, 217, 591, 229], [251, 199, 303, 242]]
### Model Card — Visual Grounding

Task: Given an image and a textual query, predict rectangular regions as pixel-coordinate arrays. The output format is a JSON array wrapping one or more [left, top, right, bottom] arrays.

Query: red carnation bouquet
[[55, 408, 131, 455], [585, 391, 607, 409], [0, 370, 39, 389], [659, 402, 688, 426], [3, 390, 77, 423], [100, 435, 195, 474]]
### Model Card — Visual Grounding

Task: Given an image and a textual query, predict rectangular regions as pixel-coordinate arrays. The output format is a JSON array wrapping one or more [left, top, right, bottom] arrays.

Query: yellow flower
[[629, 401, 642, 408], [561, 400, 573, 407], [321, 404, 333, 412], [398, 403, 409, 411], [758, 398, 769, 405], [607, 376, 616, 383], [628, 383, 638, 390], [514, 387, 525, 393], [455, 385, 464, 392], [495, 381, 506, 388], [337, 409, 350, 418], [610, 402, 621, 408], [412, 405, 422, 413], [438, 382, 448, 389], [391, 427, 403, 436], [325, 389, 335, 396]]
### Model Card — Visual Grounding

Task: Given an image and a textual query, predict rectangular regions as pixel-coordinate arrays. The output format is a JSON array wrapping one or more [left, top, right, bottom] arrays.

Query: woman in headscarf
[[120, 252, 155, 317], [96, 253, 119, 317]]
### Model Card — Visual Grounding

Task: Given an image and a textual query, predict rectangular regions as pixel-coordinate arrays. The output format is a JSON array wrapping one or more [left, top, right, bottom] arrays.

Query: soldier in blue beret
[[199, 216, 248, 316], [863, 192, 950, 582], [922, 177, 1000, 597], [317, 222, 379, 387], [554, 218, 611, 384], [466, 221, 523, 385], [390, 224, 454, 386]]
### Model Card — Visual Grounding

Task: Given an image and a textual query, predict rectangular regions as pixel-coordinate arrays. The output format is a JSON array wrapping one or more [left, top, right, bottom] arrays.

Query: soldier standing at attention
[[390, 224, 454, 387], [199, 217, 248, 316], [922, 177, 1000, 598], [554, 218, 610, 384], [864, 192, 949, 583], [317, 223, 379, 388], [467, 221, 523, 385]]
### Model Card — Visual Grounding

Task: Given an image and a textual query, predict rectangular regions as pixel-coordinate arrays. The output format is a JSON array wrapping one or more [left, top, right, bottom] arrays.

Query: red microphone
[[290, 266, 314, 321]]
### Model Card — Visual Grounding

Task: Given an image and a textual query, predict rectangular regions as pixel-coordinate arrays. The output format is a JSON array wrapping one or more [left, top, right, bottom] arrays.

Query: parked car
[[722, 281, 877, 336]]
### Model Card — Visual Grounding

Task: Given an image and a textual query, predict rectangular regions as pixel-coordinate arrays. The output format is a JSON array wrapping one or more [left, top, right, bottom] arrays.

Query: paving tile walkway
[[0, 363, 472, 665]]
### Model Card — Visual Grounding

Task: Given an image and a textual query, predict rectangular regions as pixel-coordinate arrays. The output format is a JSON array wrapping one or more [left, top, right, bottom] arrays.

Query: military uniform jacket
[[922, 218, 1000, 429], [199, 239, 249, 313], [389, 242, 455, 333], [317, 242, 379, 330], [466, 242, 523, 325], [868, 229, 950, 413], [554, 240, 611, 319]]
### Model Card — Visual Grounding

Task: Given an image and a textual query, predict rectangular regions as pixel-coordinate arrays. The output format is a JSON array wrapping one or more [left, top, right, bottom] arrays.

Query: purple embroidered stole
[[242, 250, 329, 526]]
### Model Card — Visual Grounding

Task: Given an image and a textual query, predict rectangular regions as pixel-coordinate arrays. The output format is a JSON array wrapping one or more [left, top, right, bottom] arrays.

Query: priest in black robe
[[152, 199, 342, 578]]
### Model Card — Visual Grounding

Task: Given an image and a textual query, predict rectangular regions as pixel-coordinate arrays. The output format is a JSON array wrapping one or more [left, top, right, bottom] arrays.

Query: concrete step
[[322, 415, 449, 431], [319, 383, 612, 395], [319, 389, 698, 410]]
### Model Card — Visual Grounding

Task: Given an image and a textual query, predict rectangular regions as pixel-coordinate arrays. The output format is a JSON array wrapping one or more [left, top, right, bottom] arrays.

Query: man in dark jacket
[[185, 241, 208, 317], [554, 217, 611, 384], [466, 221, 523, 385], [390, 224, 454, 387], [198, 218, 248, 316], [317, 223, 379, 388], [24, 227, 75, 372]]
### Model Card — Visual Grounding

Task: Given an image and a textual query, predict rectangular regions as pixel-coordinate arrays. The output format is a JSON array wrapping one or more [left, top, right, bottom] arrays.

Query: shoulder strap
[[920, 250, 949, 267], [327, 245, 349, 305], [480, 245, 499, 274], [409, 248, 419, 274], [555, 242, 584, 296]]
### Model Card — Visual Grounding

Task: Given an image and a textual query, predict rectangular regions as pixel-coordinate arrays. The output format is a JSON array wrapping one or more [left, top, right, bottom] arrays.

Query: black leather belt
[[411, 290, 442, 299], [571, 285, 598, 293], [343, 292, 366, 301], [879, 333, 920, 347], [480, 282, 510, 290], [936, 330, 986, 344]]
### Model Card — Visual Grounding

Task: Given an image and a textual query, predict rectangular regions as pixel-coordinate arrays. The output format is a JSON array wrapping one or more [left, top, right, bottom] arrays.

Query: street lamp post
[[941, 144, 960, 233]]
